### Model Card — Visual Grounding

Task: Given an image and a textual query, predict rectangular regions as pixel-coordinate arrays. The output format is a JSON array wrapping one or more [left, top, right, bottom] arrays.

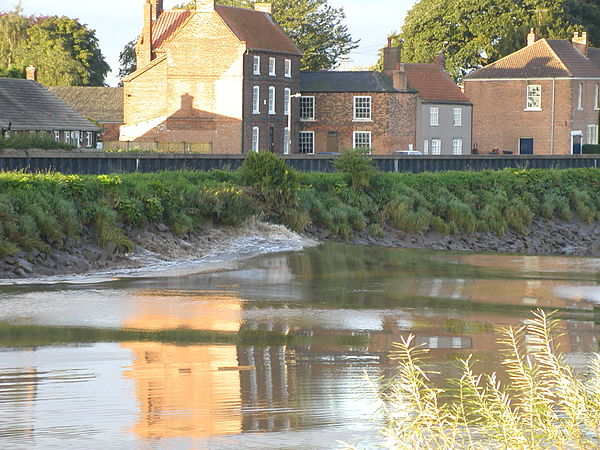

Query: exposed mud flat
[[0, 218, 598, 281]]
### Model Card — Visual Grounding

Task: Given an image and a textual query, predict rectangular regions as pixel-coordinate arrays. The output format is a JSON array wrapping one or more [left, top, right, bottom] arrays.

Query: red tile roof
[[464, 39, 600, 80], [404, 64, 471, 104], [150, 6, 301, 56], [152, 10, 192, 51]]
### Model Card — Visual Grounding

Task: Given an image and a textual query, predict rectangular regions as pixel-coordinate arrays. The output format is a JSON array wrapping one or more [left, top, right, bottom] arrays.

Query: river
[[0, 243, 599, 449]]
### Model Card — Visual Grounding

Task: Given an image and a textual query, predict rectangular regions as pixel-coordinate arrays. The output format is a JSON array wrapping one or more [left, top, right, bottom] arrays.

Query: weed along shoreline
[[0, 151, 600, 280]]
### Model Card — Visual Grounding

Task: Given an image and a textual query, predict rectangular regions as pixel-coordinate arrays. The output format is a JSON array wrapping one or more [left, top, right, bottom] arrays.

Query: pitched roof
[[150, 6, 301, 56], [465, 38, 600, 80], [0, 78, 99, 132], [47, 86, 124, 123], [301, 71, 412, 93], [404, 64, 471, 104]]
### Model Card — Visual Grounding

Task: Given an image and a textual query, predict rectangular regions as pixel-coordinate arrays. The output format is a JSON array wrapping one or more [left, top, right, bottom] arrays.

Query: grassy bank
[[0, 151, 599, 258]]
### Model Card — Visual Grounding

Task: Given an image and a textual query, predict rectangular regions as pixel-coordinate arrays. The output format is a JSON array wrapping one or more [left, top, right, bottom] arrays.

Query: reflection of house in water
[[0, 366, 37, 440]]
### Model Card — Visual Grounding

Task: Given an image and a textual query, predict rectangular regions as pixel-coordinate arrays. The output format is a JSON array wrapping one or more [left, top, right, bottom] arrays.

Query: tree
[[173, 0, 358, 71], [118, 39, 137, 79], [394, 0, 600, 79], [0, 6, 110, 86]]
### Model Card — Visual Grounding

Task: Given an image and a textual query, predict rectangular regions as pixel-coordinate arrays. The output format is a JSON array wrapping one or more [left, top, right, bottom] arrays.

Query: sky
[[12, 0, 417, 86]]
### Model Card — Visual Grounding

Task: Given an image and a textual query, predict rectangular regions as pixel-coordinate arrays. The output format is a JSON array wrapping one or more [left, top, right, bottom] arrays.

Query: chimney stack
[[390, 63, 407, 91], [383, 36, 401, 72], [136, 0, 154, 68], [254, 3, 273, 15], [25, 65, 37, 81], [434, 51, 446, 70], [572, 31, 589, 56], [527, 28, 537, 46], [150, 0, 163, 21], [194, 0, 215, 12]]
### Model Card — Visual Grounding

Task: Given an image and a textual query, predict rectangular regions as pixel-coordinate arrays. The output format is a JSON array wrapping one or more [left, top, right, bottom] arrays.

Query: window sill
[[524, 108, 542, 112], [252, 111, 260, 115], [300, 119, 316, 122], [352, 119, 373, 123]]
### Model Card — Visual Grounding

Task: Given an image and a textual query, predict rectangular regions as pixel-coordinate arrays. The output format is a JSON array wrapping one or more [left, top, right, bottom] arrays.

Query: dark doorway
[[572, 133, 582, 155], [519, 138, 534, 155], [268, 127, 275, 152], [327, 131, 339, 153]]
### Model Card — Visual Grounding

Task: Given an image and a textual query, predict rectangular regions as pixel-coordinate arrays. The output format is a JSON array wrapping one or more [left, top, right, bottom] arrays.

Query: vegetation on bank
[[0, 150, 599, 258], [362, 309, 600, 449], [0, 135, 76, 150]]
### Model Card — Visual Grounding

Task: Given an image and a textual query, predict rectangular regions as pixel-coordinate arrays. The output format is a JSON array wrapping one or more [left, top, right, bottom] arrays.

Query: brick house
[[463, 30, 600, 155], [0, 76, 99, 148], [120, 0, 302, 154], [48, 86, 124, 143], [298, 42, 472, 155]]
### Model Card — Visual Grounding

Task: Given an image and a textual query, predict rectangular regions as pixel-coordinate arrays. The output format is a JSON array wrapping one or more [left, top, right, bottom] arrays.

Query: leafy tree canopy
[[170, 0, 358, 71], [118, 39, 137, 80], [0, 4, 110, 86], [392, 0, 600, 79]]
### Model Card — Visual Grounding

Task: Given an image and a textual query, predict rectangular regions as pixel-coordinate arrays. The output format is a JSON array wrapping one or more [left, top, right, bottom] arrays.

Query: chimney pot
[[572, 30, 589, 56], [527, 28, 537, 46], [254, 3, 273, 15], [387, 36, 393, 48], [25, 65, 36, 81]]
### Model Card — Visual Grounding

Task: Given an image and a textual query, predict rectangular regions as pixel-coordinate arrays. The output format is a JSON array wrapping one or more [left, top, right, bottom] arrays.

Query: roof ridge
[[542, 39, 572, 77]]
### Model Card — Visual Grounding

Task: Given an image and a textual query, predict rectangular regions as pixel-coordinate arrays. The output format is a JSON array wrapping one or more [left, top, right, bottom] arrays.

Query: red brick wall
[[299, 91, 417, 155], [100, 123, 122, 142], [464, 78, 587, 155]]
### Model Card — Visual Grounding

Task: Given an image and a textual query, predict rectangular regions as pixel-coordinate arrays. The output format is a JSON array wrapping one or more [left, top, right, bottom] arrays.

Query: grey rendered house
[[405, 63, 473, 155], [0, 77, 99, 148]]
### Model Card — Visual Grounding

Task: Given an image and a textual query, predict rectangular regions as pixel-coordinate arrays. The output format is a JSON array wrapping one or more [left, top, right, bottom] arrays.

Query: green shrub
[[506, 200, 534, 235], [582, 144, 600, 154], [333, 148, 376, 189], [0, 134, 76, 150]]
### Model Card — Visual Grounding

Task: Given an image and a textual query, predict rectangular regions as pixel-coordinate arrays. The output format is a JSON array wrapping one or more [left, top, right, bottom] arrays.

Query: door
[[268, 127, 275, 152], [519, 138, 534, 155], [571, 132, 582, 155], [327, 131, 339, 153]]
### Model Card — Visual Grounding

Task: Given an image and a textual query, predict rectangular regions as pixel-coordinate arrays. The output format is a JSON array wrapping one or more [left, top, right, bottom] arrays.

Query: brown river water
[[0, 243, 599, 449]]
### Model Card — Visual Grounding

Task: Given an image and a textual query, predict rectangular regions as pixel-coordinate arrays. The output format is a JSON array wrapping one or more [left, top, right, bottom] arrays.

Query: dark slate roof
[[0, 78, 99, 132], [301, 71, 412, 93], [151, 6, 301, 56], [465, 38, 600, 80], [48, 86, 124, 123], [404, 64, 471, 104]]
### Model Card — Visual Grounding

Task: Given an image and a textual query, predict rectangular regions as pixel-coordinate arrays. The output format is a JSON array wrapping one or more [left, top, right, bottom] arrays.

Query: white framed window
[[4, 130, 10, 139], [578, 83, 584, 110], [86, 132, 93, 148], [452, 138, 463, 155], [300, 96, 315, 120], [283, 127, 290, 154], [251, 127, 260, 152], [284, 59, 291, 78], [64, 131, 70, 144], [423, 139, 429, 155], [595, 84, 599, 110], [431, 138, 441, 155], [526, 85, 541, 110], [430, 107, 439, 126], [54, 131, 60, 142], [269, 57, 276, 76], [268, 86, 276, 114], [252, 86, 260, 114], [588, 124, 598, 145], [353, 96, 372, 120], [353, 131, 371, 149], [299, 131, 314, 154], [72, 131, 80, 147], [453, 107, 462, 126], [253, 56, 261, 75], [284, 88, 290, 116]]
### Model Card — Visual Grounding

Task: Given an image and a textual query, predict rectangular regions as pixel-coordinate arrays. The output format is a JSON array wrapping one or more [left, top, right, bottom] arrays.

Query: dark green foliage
[[582, 144, 600, 154], [333, 148, 376, 189], [0, 135, 76, 150]]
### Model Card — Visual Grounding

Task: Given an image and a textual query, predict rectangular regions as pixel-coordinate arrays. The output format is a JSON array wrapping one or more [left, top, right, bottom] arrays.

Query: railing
[[0, 151, 598, 174]]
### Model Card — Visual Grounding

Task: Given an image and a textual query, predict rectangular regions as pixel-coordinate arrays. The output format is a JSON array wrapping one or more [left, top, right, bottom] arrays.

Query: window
[[353, 131, 371, 149], [253, 56, 261, 75], [526, 85, 541, 110], [269, 57, 276, 76], [72, 131, 80, 147], [578, 83, 584, 110], [268, 86, 276, 114], [86, 132, 93, 148], [283, 127, 290, 154], [353, 96, 372, 120], [300, 96, 315, 120], [453, 107, 462, 126], [423, 140, 429, 155], [430, 107, 439, 126], [252, 86, 260, 114], [431, 138, 441, 155], [251, 127, 260, 152], [299, 131, 314, 154], [588, 124, 598, 145], [452, 138, 463, 155], [54, 131, 60, 142], [284, 59, 291, 78], [595, 84, 599, 110], [284, 88, 290, 116], [3, 130, 10, 139], [64, 131, 70, 144]]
